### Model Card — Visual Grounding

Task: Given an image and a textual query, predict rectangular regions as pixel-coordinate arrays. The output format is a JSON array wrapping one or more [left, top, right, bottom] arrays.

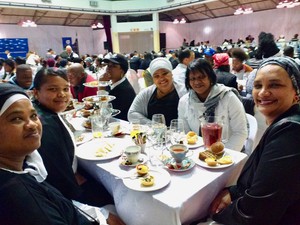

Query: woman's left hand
[[107, 213, 126, 225], [209, 189, 231, 215]]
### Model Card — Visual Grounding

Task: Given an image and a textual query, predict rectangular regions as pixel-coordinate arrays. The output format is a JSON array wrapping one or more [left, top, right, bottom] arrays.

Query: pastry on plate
[[141, 175, 154, 187], [136, 164, 149, 176], [217, 155, 233, 165], [186, 131, 198, 144], [199, 150, 216, 161], [210, 141, 225, 155], [205, 158, 218, 167]]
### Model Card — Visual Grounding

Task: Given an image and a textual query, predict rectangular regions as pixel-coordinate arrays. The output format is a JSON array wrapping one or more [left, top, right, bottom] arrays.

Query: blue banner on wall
[[0, 38, 28, 59], [62, 37, 72, 50]]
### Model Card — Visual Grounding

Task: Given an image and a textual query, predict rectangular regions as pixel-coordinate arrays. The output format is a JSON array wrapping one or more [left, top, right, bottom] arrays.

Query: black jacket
[[109, 78, 136, 121], [213, 104, 300, 225]]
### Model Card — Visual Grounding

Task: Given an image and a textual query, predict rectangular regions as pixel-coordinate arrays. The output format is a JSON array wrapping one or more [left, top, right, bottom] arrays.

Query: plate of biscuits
[[195, 142, 234, 169]]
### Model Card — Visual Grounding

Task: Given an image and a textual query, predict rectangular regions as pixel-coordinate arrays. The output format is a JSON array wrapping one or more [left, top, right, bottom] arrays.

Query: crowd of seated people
[[1, 30, 300, 224]]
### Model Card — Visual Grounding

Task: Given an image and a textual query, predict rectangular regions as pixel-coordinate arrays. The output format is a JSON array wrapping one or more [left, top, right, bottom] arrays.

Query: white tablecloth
[[77, 136, 247, 225]]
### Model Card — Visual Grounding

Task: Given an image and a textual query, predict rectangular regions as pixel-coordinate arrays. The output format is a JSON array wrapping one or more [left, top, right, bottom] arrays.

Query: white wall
[[160, 7, 300, 50], [0, 24, 107, 57], [0, 6, 299, 57]]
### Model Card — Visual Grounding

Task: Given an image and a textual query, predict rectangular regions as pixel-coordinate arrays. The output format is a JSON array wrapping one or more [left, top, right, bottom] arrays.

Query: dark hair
[[16, 64, 32, 75], [216, 65, 230, 72], [256, 32, 279, 59], [15, 56, 26, 65], [33, 68, 68, 90], [178, 48, 193, 63], [185, 58, 217, 90], [231, 48, 249, 62], [4, 59, 15, 70], [283, 46, 294, 57]]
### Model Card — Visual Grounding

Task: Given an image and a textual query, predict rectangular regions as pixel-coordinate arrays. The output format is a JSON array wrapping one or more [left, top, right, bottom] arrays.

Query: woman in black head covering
[[0, 83, 94, 225], [208, 57, 300, 225]]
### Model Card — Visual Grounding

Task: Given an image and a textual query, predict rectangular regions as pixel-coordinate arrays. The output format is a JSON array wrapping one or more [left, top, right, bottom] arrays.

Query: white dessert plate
[[123, 169, 171, 192], [185, 136, 204, 149], [83, 81, 112, 87], [119, 153, 148, 167], [76, 138, 132, 161], [164, 157, 195, 172], [82, 95, 116, 103]]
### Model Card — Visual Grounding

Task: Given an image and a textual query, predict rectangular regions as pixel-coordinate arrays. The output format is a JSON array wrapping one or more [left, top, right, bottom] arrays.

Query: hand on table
[[209, 189, 231, 215], [107, 213, 126, 225]]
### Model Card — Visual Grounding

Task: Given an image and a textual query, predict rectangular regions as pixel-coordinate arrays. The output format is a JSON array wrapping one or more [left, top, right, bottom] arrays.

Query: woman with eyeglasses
[[178, 58, 247, 151]]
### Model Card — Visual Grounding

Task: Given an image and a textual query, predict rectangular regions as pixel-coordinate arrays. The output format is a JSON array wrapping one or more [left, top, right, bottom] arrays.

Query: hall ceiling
[[0, 1, 284, 27]]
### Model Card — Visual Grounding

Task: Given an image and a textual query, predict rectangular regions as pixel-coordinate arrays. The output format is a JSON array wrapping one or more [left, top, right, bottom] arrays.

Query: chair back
[[244, 113, 258, 155]]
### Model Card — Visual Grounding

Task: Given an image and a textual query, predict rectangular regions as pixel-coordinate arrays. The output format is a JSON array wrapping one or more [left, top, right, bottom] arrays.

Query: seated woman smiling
[[32, 68, 125, 225], [128, 57, 187, 126], [178, 58, 247, 151], [207, 57, 300, 225], [0, 83, 94, 225]]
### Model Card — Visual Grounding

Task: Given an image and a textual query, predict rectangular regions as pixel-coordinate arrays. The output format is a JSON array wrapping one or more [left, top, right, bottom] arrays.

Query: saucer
[[119, 153, 148, 167], [164, 158, 195, 172]]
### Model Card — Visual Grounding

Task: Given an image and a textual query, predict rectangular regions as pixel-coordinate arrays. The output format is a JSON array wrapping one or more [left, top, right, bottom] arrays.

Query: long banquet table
[[74, 124, 247, 225]]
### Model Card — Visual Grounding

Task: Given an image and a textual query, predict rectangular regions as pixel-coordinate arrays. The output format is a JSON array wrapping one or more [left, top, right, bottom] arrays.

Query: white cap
[[149, 57, 172, 76]]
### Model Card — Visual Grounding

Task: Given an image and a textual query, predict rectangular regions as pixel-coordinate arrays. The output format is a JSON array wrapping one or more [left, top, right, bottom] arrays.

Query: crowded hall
[[1, 0, 300, 224]]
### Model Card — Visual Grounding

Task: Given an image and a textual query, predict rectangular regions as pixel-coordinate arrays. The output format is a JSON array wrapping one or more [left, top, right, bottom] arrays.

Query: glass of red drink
[[200, 116, 223, 148]]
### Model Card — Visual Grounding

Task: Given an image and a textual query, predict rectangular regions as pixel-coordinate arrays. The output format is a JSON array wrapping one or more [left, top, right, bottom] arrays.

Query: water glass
[[91, 116, 105, 138], [169, 119, 185, 144]]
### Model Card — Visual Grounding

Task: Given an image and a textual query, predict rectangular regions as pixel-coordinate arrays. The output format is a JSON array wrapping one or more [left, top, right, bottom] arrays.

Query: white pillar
[[152, 12, 160, 52], [110, 14, 120, 53]]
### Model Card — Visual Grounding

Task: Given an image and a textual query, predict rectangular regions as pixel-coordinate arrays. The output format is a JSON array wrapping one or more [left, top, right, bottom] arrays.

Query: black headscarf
[[257, 56, 300, 99], [0, 83, 28, 110]]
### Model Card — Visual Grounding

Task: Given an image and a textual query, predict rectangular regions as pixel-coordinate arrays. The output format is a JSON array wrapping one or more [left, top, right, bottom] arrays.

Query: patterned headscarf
[[257, 56, 300, 99]]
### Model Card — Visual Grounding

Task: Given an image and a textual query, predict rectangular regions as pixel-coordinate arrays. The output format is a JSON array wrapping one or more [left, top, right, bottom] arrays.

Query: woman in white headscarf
[[128, 57, 187, 126]]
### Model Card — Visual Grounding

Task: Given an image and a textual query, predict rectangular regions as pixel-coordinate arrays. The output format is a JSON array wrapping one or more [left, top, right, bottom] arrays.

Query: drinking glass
[[91, 115, 105, 138], [169, 119, 185, 144], [151, 113, 166, 125], [97, 102, 113, 130], [200, 116, 223, 149], [150, 114, 167, 166]]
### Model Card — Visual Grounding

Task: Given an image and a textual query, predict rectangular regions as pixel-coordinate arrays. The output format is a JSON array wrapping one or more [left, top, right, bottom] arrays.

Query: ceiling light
[[234, 7, 253, 15], [173, 18, 186, 24], [173, 19, 179, 24], [91, 22, 104, 29], [179, 18, 186, 24], [18, 19, 37, 27], [276, 0, 300, 8]]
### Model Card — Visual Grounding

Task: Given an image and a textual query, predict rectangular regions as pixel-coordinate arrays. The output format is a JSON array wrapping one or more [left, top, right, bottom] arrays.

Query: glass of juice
[[200, 116, 223, 148]]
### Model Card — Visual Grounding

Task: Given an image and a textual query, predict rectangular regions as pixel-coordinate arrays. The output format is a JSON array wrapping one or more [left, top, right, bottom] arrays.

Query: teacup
[[169, 144, 190, 164], [124, 145, 141, 163]]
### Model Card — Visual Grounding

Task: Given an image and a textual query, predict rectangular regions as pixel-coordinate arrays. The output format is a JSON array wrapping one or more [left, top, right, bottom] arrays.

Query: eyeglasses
[[189, 75, 207, 82]]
